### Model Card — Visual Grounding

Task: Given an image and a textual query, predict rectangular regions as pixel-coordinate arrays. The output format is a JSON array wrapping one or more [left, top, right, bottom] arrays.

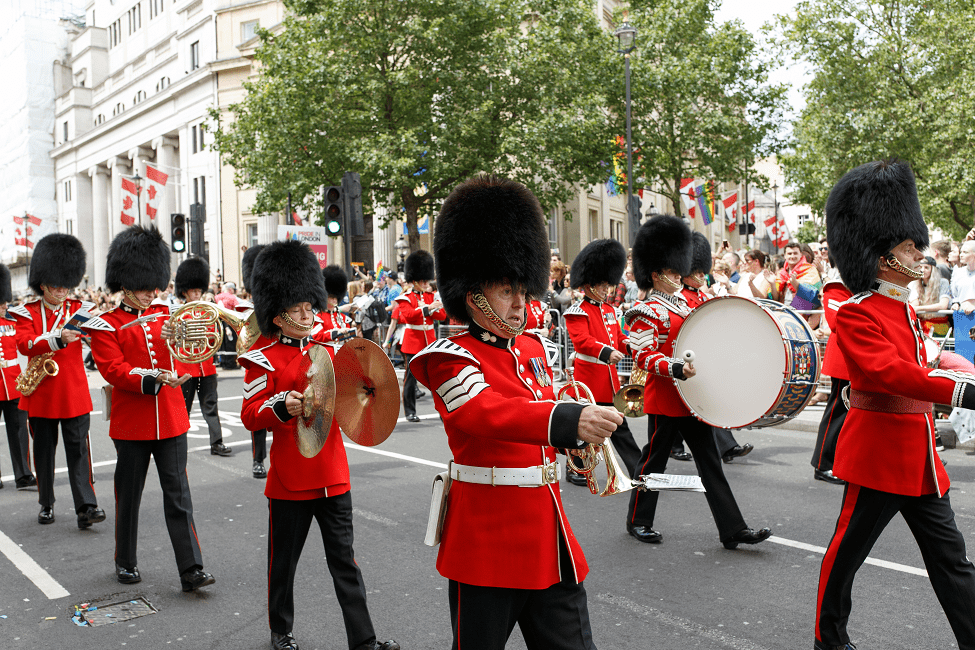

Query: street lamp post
[[394, 236, 409, 273], [614, 22, 638, 245], [132, 172, 143, 226], [772, 180, 779, 254]]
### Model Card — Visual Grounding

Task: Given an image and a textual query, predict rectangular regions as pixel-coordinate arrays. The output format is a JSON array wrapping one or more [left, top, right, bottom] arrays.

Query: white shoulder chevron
[[7, 305, 31, 320], [563, 303, 585, 317], [411, 338, 478, 365], [239, 348, 274, 371], [849, 291, 872, 304], [81, 315, 115, 332], [242, 374, 268, 399], [540, 336, 560, 368], [624, 302, 655, 325]]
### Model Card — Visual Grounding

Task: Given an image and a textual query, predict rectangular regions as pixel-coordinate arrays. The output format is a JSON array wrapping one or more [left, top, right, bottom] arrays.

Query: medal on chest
[[529, 357, 551, 388]]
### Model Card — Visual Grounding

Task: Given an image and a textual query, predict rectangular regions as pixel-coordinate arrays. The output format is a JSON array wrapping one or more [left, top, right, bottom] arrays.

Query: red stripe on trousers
[[815, 483, 860, 640]]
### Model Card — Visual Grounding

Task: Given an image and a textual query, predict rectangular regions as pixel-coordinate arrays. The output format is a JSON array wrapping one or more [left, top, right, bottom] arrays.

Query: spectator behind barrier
[[911, 256, 950, 336]]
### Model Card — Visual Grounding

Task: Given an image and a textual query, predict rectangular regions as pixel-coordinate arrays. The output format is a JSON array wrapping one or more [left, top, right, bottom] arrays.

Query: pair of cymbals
[[295, 338, 401, 458]]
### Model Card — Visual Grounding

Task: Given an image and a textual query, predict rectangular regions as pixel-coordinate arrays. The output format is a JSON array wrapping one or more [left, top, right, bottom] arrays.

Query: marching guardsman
[[625, 215, 770, 549], [815, 160, 975, 650], [0, 263, 35, 491], [681, 232, 753, 464], [239, 240, 399, 650], [84, 226, 214, 592], [523, 295, 549, 336], [172, 256, 232, 457], [314, 265, 356, 344], [240, 244, 270, 479], [383, 250, 445, 423], [10, 234, 103, 527], [410, 175, 623, 650], [563, 238, 641, 478]]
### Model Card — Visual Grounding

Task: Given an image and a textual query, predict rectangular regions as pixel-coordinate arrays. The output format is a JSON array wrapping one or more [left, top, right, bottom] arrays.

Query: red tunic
[[680, 285, 709, 310], [85, 304, 190, 441], [0, 316, 22, 401], [524, 299, 547, 331], [239, 336, 351, 501], [313, 310, 353, 343], [10, 298, 93, 418], [410, 325, 588, 590], [625, 292, 691, 417], [821, 281, 852, 381], [172, 356, 216, 378], [392, 291, 446, 355], [833, 282, 960, 496], [563, 298, 628, 403]]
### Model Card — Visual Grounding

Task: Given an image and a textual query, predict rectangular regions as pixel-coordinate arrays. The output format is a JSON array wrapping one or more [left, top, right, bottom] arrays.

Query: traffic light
[[342, 171, 365, 237], [323, 185, 343, 236], [171, 213, 186, 252]]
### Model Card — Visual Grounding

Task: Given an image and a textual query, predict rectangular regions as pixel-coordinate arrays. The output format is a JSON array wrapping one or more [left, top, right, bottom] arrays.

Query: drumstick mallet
[[682, 350, 695, 363]]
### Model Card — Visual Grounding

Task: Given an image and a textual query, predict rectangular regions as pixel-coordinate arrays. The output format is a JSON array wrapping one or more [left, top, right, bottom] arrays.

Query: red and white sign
[[144, 165, 169, 221], [120, 176, 139, 226], [13, 214, 42, 248]]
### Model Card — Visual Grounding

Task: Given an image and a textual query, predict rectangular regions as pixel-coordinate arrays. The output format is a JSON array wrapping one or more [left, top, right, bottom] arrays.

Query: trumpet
[[557, 370, 634, 497], [613, 366, 648, 418], [166, 301, 263, 364]]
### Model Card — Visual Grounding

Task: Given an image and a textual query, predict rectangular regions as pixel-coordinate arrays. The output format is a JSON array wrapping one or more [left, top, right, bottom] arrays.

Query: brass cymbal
[[333, 338, 400, 447], [295, 344, 336, 458]]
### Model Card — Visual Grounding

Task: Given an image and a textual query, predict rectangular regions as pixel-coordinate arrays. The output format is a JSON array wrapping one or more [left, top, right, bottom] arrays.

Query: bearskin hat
[[569, 239, 627, 289], [404, 249, 435, 283], [689, 232, 713, 276], [322, 265, 348, 301], [174, 257, 210, 299], [631, 215, 692, 290], [0, 263, 11, 304], [104, 226, 170, 293], [240, 245, 265, 293], [252, 239, 328, 335], [826, 160, 929, 294], [434, 175, 549, 324], [28, 234, 86, 294]]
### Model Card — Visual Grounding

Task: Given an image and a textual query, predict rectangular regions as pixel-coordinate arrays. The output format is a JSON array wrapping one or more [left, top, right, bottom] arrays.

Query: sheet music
[[637, 473, 706, 492]]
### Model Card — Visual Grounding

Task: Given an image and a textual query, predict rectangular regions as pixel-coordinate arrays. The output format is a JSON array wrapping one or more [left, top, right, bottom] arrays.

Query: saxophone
[[16, 352, 59, 397]]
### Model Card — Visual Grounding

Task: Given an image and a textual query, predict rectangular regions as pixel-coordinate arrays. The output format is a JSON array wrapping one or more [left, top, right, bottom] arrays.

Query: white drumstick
[[683, 350, 695, 363]]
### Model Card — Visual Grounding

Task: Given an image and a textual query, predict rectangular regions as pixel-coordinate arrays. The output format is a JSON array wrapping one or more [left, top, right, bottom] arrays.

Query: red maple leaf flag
[[746, 200, 756, 223], [121, 175, 139, 225], [123, 195, 133, 211], [144, 165, 168, 221]]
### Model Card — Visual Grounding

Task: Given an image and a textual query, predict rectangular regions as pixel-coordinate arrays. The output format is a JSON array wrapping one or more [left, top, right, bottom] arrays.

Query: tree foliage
[[777, 0, 975, 238], [607, 0, 787, 218], [209, 0, 613, 251]]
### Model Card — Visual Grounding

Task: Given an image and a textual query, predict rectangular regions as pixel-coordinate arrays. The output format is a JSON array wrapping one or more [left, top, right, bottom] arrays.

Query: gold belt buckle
[[541, 461, 558, 485]]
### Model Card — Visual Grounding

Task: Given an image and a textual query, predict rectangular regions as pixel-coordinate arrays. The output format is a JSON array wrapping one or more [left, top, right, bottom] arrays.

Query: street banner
[[13, 214, 41, 249], [144, 165, 169, 221], [278, 225, 328, 268], [120, 177, 139, 226]]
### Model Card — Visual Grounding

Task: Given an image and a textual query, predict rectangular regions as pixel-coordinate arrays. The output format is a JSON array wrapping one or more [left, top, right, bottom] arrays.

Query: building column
[[74, 171, 94, 287], [373, 205, 392, 274], [107, 156, 131, 242], [88, 165, 110, 288], [257, 213, 279, 245]]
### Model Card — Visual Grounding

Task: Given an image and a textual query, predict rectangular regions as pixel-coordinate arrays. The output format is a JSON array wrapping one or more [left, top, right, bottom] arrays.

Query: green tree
[[777, 0, 975, 237], [209, 0, 612, 252], [794, 220, 821, 244], [607, 0, 787, 218]]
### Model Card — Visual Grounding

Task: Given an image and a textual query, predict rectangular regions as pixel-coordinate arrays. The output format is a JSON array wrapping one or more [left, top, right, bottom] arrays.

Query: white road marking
[[0, 528, 70, 600], [765, 535, 928, 577]]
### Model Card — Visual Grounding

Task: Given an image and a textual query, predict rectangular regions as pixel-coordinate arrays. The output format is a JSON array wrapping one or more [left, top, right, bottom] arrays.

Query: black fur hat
[[105, 226, 170, 293], [434, 175, 549, 324], [404, 249, 435, 283], [28, 234, 86, 294], [0, 263, 11, 304], [322, 265, 348, 301], [688, 232, 713, 276], [241, 245, 265, 293], [826, 160, 929, 294], [569, 239, 627, 289], [631, 215, 692, 290], [174, 257, 210, 299], [252, 239, 328, 334]]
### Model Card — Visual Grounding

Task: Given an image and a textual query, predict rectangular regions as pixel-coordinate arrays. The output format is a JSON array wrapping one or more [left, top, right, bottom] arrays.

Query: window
[[155, 76, 170, 92], [241, 20, 259, 42], [610, 218, 623, 242], [113, 102, 125, 116], [108, 18, 121, 48], [62, 121, 68, 143], [95, 114, 105, 125], [133, 90, 146, 105], [149, 0, 164, 19], [548, 208, 558, 251], [191, 124, 205, 153], [64, 180, 72, 202], [588, 209, 598, 241], [128, 3, 141, 35], [247, 223, 258, 248], [190, 41, 200, 71], [798, 213, 811, 226], [193, 176, 206, 207], [66, 219, 74, 235], [191, 125, 198, 153]]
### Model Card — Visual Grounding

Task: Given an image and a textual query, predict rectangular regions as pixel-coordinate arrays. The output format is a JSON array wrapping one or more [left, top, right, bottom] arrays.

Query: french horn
[[166, 301, 263, 364]]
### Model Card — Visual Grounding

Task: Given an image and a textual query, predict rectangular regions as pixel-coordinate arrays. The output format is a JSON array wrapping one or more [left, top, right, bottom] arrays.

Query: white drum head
[[673, 297, 785, 428]]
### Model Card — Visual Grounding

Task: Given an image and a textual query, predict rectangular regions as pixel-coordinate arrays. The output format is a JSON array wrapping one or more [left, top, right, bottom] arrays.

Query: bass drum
[[671, 296, 820, 429]]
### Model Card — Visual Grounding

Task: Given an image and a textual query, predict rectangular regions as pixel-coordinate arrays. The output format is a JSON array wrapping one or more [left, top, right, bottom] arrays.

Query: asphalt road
[[1, 368, 974, 650]]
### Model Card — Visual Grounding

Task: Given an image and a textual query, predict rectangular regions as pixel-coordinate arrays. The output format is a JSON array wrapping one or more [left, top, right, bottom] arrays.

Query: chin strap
[[279, 311, 313, 333], [885, 255, 923, 280], [658, 274, 682, 291], [583, 286, 606, 303], [123, 289, 152, 311], [472, 292, 525, 337]]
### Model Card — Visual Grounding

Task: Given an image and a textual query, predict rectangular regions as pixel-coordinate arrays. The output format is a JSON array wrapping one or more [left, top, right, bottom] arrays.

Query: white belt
[[449, 461, 561, 487], [574, 352, 608, 365], [406, 324, 434, 331], [0, 359, 16, 369]]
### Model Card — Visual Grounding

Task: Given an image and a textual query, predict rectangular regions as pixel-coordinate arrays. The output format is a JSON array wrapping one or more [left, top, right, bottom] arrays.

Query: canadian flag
[[776, 216, 791, 248], [144, 165, 169, 221], [13, 214, 42, 248], [746, 200, 756, 223], [121, 176, 139, 226], [722, 192, 738, 230], [679, 178, 696, 213]]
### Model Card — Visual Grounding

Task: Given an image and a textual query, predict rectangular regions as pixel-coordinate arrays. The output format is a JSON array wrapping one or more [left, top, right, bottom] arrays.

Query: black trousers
[[811, 378, 849, 472], [113, 435, 204, 574], [627, 414, 747, 541], [402, 352, 417, 418], [181, 374, 222, 446], [252, 428, 267, 463], [267, 491, 377, 646], [1, 399, 32, 482], [596, 402, 639, 476], [713, 428, 739, 457], [816, 484, 975, 649], [29, 414, 97, 512], [448, 532, 595, 650]]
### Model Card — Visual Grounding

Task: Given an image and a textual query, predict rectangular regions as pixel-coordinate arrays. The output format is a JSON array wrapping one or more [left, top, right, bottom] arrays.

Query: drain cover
[[74, 597, 157, 627]]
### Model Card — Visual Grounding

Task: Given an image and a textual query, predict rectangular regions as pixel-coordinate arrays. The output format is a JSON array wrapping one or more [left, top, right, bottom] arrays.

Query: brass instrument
[[557, 370, 634, 497], [167, 301, 263, 364], [613, 366, 647, 418], [16, 352, 59, 397]]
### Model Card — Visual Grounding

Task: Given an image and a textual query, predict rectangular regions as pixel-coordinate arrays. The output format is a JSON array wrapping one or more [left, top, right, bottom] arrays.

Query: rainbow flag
[[694, 182, 715, 225]]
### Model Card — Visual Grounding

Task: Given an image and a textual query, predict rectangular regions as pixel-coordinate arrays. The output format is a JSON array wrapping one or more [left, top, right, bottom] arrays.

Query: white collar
[[872, 279, 910, 303]]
